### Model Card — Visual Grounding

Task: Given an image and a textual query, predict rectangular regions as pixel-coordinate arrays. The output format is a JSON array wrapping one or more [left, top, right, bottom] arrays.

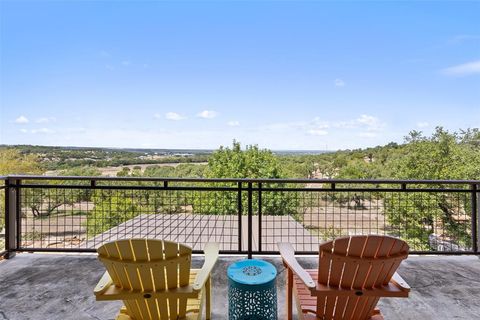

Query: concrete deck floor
[[0, 254, 479, 320]]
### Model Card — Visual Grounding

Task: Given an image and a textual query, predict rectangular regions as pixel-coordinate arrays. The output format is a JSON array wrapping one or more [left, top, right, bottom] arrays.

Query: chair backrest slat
[[133, 240, 155, 292], [148, 240, 166, 291], [317, 241, 333, 284], [340, 237, 364, 289], [322, 238, 350, 319], [104, 241, 132, 290], [117, 240, 144, 291], [380, 239, 409, 285], [177, 244, 193, 318], [364, 236, 395, 287], [124, 300, 145, 319], [352, 236, 379, 289], [97, 245, 122, 286], [329, 238, 349, 286], [342, 296, 361, 319], [317, 241, 333, 316]]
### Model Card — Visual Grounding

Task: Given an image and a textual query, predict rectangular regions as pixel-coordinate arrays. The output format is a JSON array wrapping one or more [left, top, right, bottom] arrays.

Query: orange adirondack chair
[[94, 239, 219, 320], [278, 235, 410, 320]]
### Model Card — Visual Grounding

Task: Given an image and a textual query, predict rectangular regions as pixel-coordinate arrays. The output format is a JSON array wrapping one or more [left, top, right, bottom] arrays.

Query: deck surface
[[1, 254, 479, 320]]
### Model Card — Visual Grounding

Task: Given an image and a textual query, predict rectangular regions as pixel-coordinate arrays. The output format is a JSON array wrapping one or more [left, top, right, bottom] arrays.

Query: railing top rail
[[5, 174, 480, 185]]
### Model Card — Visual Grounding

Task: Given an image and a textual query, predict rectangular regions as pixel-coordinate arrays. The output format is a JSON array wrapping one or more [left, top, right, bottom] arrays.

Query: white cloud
[[227, 121, 240, 127], [417, 122, 429, 128], [35, 117, 56, 124], [197, 110, 217, 119], [356, 114, 379, 128], [333, 114, 385, 132], [20, 129, 28, 133], [14, 115, 29, 124], [359, 132, 378, 138], [31, 128, 55, 134], [334, 79, 345, 87], [442, 60, 480, 76], [308, 129, 328, 136], [165, 112, 186, 121]]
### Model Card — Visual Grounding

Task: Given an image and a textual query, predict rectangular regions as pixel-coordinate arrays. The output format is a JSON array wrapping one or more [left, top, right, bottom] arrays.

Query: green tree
[[0, 149, 43, 231], [0, 149, 42, 175], [25, 166, 102, 217], [385, 127, 480, 249], [193, 141, 299, 216]]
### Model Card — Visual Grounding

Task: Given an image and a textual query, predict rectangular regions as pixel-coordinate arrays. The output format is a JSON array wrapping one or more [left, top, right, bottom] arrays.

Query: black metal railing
[[0, 179, 6, 257], [1, 175, 479, 258]]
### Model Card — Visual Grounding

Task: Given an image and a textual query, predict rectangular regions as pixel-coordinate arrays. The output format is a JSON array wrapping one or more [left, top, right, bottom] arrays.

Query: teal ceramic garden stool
[[227, 259, 278, 320]]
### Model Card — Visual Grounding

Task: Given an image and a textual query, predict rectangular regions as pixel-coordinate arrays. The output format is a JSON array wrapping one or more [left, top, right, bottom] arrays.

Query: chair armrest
[[94, 271, 113, 296], [391, 272, 410, 292], [278, 242, 316, 289], [193, 242, 219, 291]]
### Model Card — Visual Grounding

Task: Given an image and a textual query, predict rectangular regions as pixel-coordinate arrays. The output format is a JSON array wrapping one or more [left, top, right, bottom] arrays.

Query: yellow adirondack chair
[[278, 235, 410, 320], [94, 239, 219, 320]]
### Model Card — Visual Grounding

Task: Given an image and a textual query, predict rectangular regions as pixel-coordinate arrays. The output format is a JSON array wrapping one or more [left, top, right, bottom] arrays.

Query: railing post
[[16, 179, 22, 250], [247, 182, 253, 259], [237, 182, 242, 253], [258, 183, 262, 253], [473, 183, 479, 253], [5, 177, 18, 259], [477, 184, 480, 253]]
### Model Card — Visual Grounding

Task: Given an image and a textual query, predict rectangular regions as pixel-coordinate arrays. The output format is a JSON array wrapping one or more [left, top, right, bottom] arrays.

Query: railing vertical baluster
[[472, 183, 478, 253], [258, 183, 262, 253], [5, 177, 18, 259], [237, 182, 242, 253], [247, 182, 253, 259]]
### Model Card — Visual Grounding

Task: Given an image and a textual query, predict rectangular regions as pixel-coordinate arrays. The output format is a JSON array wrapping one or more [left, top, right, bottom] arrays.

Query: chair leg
[[205, 276, 211, 320], [287, 268, 293, 320]]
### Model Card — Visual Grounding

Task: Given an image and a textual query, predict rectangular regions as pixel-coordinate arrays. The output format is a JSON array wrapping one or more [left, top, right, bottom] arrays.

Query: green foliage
[[58, 167, 102, 177], [87, 190, 142, 237], [24, 167, 101, 218], [0, 149, 43, 229], [389, 127, 480, 180], [383, 127, 480, 250], [0, 149, 43, 175], [194, 141, 299, 216], [205, 141, 282, 179]]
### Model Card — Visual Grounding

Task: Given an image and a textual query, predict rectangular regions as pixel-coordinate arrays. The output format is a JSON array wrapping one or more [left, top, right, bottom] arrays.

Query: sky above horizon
[[1, 1, 479, 151]]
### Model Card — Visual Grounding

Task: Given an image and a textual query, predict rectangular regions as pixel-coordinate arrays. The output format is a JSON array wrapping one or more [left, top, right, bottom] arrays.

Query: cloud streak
[[442, 60, 480, 76], [35, 117, 56, 124], [227, 121, 240, 127], [197, 110, 217, 119], [31, 128, 55, 134], [165, 112, 186, 121]]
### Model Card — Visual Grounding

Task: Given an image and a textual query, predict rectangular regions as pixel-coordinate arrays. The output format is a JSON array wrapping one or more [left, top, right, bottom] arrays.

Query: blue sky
[[1, 1, 479, 150]]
